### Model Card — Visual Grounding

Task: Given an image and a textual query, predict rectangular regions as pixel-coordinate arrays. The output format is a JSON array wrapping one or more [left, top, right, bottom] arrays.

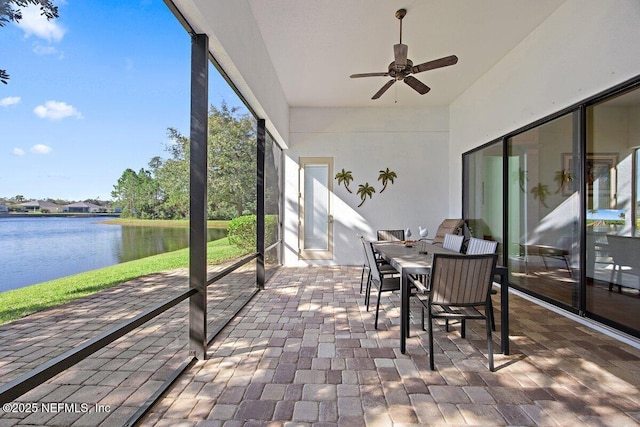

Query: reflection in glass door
[[463, 141, 504, 265], [506, 112, 581, 309], [586, 87, 640, 335], [463, 82, 640, 338], [299, 157, 333, 260]]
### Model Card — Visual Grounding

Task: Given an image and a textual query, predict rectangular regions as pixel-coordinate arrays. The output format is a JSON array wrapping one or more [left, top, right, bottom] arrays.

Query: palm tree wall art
[[356, 183, 376, 207], [335, 166, 398, 207], [334, 169, 354, 193], [378, 168, 397, 193]]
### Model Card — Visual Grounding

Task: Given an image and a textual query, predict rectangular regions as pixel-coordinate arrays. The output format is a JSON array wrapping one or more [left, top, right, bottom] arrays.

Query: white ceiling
[[246, 0, 566, 108]]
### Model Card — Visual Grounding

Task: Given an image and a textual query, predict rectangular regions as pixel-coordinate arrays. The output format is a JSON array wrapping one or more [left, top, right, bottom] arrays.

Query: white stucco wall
[[449, 0, 640, 214], [284, 107, 451, 266], [175, 0, 290, 147]]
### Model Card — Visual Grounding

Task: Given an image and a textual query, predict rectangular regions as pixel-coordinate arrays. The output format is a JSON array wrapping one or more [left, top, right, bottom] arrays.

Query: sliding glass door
[[585, 87, 640, 334], [463, 79, 640, 338], [506, 112, 581, 309]]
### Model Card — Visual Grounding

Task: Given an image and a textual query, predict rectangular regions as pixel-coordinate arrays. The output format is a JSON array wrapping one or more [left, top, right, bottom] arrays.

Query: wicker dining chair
[[416, 253, 498, 371]]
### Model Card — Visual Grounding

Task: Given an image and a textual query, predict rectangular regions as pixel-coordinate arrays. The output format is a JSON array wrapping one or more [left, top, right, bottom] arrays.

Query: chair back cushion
[[432, 219, 464, 245], [442, 234, 464, 252], [429, 253, 497, 305], [377, 229, 405, 241], [466, 237, 498, 255]]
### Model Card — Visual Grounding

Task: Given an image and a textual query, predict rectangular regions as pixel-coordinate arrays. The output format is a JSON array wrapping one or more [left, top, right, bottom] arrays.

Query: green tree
[[1, 0, 59, 84], [207, 103, 256, 219], [111, 102, 257, 220], [111, 168, 159, 218], [111, 169, 139, 216], [153, 128, 190, 218]]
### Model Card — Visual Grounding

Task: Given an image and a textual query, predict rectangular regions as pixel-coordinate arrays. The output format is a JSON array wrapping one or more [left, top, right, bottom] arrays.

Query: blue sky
[[0, 0, 245, 201]]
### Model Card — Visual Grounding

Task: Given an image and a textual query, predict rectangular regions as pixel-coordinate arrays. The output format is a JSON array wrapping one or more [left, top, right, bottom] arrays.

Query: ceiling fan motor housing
[[389, 59, 413, 79]]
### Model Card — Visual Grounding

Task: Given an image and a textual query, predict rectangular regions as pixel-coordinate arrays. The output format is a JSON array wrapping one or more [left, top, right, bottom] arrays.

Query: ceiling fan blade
[[350, 72, 389, 78], [411, 55, 458, 74], [404, 76, 430, 95], [372, 79, 395, 99], [393, 43, 408, 69]]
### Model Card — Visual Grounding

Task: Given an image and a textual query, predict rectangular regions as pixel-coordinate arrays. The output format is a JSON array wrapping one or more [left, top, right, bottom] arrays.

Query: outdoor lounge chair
[[430, 219, 464, 246]]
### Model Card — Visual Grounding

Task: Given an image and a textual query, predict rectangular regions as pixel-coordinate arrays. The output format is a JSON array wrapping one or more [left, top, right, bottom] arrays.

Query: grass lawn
[[0, 237, 246, 325]]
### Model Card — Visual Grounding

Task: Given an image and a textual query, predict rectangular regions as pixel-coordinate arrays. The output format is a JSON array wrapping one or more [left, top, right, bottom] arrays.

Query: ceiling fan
[[350, 8, 458, 100]]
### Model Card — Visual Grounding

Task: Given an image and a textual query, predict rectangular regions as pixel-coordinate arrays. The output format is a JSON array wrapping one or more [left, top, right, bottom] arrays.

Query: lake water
[[0, 216, 226, 293]]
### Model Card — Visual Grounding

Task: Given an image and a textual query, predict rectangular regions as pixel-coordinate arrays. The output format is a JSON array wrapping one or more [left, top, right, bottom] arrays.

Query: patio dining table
[[373, 241, 510, 355]]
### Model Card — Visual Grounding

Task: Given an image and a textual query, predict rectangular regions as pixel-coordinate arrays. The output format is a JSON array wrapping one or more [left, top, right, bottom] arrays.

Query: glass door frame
[[298, 157, 334, 260]]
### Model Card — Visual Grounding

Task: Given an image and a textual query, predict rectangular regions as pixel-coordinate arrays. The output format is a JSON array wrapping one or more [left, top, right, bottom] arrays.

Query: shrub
[[227, 214, 278, 252]]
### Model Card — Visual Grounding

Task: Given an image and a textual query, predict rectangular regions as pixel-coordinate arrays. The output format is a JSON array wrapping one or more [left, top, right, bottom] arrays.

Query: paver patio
[[1, 265, 639, 426]]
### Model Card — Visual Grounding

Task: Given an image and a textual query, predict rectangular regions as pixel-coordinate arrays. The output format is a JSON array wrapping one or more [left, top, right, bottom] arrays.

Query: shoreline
[[0, 212, 120, 218], [0, 237, 245, 325], [100, 218, 230, 228], [0, 214, 230, 229]]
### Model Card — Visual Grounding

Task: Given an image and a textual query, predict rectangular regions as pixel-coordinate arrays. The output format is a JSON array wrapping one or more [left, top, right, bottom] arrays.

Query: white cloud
[[30, 144, 53, 154], [12, 148, 25, 156], [34, 100, 83, 120], [16, 5, 66, 42], [33, 43, 61, 56], [1, 96, 21, 107]]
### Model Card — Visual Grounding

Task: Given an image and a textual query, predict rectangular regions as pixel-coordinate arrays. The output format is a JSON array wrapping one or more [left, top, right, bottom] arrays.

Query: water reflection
[[0, 217, 226, 292], [116, 226, 225, 262]]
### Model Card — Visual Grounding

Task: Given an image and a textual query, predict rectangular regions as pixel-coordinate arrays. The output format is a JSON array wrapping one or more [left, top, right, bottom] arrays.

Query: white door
[[299, 157, 333, 260]]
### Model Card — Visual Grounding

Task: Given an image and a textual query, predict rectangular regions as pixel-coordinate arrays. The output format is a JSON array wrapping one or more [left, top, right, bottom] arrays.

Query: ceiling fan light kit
[[350, 8, 458, 100]]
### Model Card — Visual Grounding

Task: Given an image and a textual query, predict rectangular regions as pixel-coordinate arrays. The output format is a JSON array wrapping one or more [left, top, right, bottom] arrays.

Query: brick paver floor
[[143, 266, 640, 427], [0, 261, 257, 426], [1, 265, 639, 426]]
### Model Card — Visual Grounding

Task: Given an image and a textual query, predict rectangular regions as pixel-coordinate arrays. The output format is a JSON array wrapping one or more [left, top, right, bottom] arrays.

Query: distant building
[[0, 204, 8, 213], [63, 202, 106, 213], [19, 200, 62, 213]]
